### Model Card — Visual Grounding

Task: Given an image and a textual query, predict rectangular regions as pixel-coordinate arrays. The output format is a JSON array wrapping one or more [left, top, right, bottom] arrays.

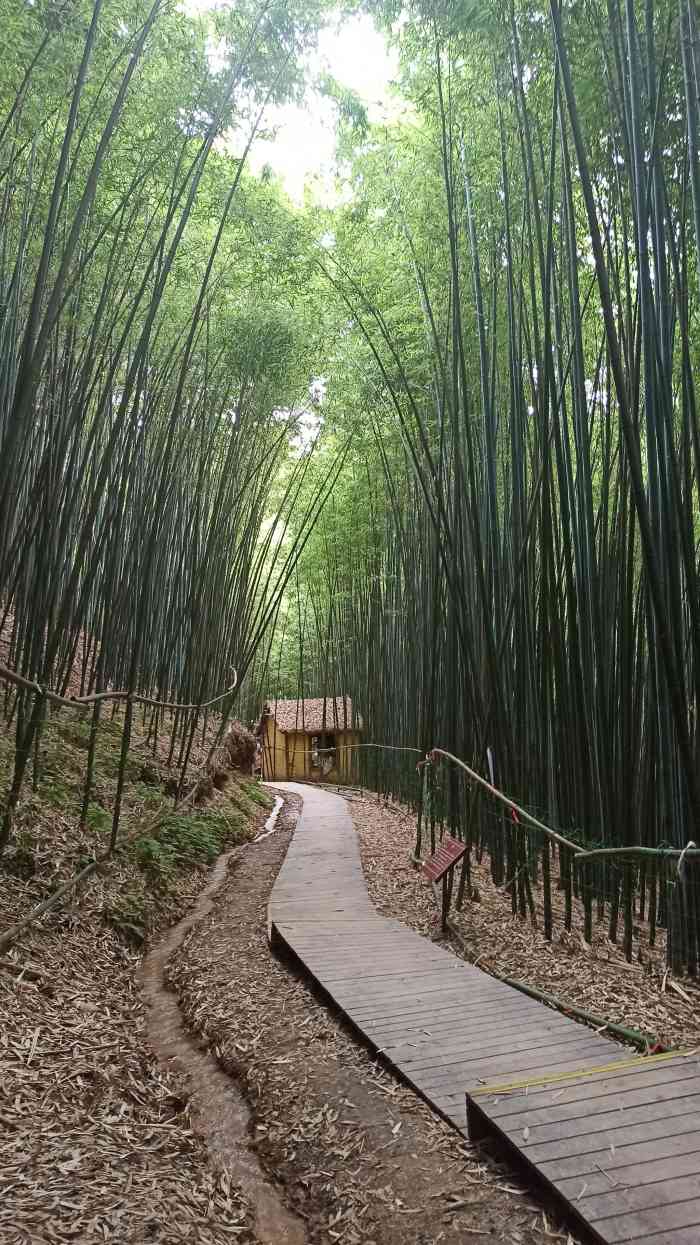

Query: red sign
[[422, 834, 467, 882]]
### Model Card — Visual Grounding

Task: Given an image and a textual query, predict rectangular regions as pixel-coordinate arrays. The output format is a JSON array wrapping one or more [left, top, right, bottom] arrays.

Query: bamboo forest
[[4, 2, 700, 1244]]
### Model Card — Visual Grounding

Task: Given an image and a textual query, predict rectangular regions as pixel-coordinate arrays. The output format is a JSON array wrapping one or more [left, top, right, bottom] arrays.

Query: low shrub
[[132, 810, 246, 887]]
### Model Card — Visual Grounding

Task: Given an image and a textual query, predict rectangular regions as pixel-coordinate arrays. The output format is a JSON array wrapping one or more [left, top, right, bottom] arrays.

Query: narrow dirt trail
[[137, 804, 306, 1245]]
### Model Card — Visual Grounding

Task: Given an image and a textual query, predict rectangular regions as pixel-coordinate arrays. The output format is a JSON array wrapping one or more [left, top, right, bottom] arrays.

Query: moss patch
[[240, 780, 273, 808], [0, 705, 265, 943]]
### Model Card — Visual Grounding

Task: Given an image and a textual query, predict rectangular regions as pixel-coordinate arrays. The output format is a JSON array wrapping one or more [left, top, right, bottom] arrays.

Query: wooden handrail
[[429, 746, 580, 854], [430, 748, 700, 860], [0, 662, 237, 713]]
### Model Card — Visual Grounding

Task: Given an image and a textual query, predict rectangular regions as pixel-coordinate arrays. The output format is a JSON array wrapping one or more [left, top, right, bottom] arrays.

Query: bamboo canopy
[[0, 0, 343, 853], [252, 1, 700, 976]]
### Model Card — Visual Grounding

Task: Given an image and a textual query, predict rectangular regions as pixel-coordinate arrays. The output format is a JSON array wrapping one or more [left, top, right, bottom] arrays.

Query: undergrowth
[[134, 810, 247, 883], [0, 705, 273, 944]]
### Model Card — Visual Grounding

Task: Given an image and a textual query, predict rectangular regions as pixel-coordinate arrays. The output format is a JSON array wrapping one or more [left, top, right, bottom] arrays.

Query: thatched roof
[[263, 696, 359, 734]]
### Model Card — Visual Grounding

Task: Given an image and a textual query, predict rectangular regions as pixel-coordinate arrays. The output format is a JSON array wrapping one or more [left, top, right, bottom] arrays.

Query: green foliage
[[8, 0, 699, 988], [132, 809, 246, 887], [131, 781, 166, 811], [85, 804, 112, 836], [239, 780, 273, 808], [5, 827, 36, 879], [95, 750, 140, 783], [43, 776, 78, 813], [55, 720, 92, 751], [248, 0, 700, 926]]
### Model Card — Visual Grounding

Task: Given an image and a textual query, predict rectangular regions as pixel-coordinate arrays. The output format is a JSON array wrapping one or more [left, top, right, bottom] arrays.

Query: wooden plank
[[538, 1130, 700, 1182], [346, 991, 490, 1020], [329, 976, 470, 1005], [585, 1180, 697, 1230], [619, 1231, 700, 1245], [375, 1017, 583, 1061], [582, 1174, 700, 1222], [556, 1148, 700, 1200], [516, 1092, 700, 1148], [487, 1068, 700, 1129], [296, 937, 448, 957], [349, 983, 533, 1018], [321, 964, 466, 987], [422, 1044, 624, 1093], [467, 1092, 700, 1242], [405, 1037, 621, 1088], [487, 1059, 700, 1119], [303, 960, 453, 979], [575, 1190, 700, 1243], [268, 781, 700, 1245], [396, 1023, 617, 1073], [362, 998, 555, 1036], [369, 1011, 575, 1048], [523, 1110, 700, 1164]]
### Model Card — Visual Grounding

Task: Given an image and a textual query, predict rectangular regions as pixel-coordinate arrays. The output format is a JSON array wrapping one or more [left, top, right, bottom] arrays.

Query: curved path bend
[[268, 782, 700, 1245]]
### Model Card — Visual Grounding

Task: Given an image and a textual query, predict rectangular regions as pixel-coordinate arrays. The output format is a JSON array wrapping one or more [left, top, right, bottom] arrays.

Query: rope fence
[[0, 661, 238, 712], [0, 660, 240, 858], [321, 737, 700, 981], [4, 670, 698, 980], [421, 746, 700, 980]]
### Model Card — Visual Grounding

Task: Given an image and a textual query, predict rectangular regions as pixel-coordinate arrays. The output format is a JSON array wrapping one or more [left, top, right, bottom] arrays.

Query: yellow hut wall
[[285, 731, 309, 779], [261, 722, 360, 782], [336, 732, 360, 782], [261, 718, 286, 780]]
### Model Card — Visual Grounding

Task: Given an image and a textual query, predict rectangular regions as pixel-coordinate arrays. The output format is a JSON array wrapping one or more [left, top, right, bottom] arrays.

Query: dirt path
[[169, 793, 578, 1245], [138, 830, 305, 1245], [0, 844, 258, 1245]]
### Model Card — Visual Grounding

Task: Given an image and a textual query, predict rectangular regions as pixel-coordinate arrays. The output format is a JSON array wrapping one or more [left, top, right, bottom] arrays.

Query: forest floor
[[171, 792, 579, 1245], [0, 707, 273, 1244], [7, 752, 695, 1245]]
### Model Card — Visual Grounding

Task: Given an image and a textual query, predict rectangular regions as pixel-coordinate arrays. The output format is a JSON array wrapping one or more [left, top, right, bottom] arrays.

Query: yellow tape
[[469, 1048, 694, 1097]]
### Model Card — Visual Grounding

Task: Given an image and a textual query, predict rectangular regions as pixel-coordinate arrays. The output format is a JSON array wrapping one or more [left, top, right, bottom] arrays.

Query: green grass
[[226, 780, 272, 818], [103, 886, 149, 947], [54, 717, 92, 750], [240, 780, 273, 808], [131, 780, 166, 810]]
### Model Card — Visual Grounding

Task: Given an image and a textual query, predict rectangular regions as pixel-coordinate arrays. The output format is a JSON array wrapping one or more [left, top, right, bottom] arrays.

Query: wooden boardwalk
[[268, 783, 700, 1244]]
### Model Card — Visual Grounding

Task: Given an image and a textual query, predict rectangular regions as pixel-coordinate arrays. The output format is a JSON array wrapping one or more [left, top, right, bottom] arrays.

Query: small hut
[[258, 696, 360, 783]]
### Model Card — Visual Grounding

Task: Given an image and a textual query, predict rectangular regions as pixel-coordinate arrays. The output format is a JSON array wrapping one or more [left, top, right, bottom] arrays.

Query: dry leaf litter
[[0, 707, 270, 1245], [170, 793, 579, 1245]]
